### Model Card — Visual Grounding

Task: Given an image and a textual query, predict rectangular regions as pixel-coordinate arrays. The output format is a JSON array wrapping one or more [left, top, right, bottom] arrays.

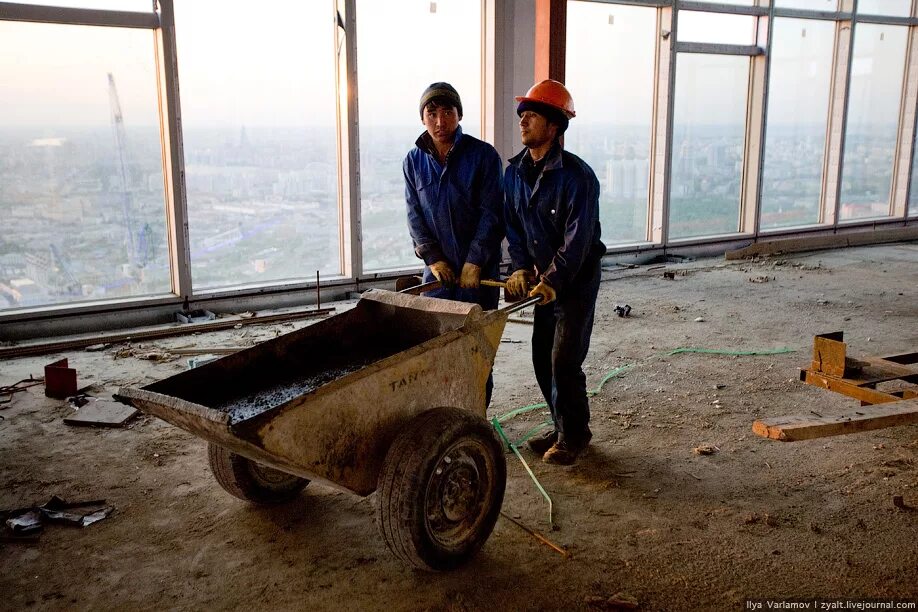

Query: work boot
[[527, 429, 558, 455], [542, 432, 592, 466]]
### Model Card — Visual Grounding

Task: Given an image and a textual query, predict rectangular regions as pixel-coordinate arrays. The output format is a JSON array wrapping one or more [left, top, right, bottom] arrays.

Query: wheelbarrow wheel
[[207, 443, 309, 504], [377, 407, 506, 571]]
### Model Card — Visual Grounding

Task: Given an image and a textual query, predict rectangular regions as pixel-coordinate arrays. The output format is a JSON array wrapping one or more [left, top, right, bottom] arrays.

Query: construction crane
[[108, 72, 136, 271]]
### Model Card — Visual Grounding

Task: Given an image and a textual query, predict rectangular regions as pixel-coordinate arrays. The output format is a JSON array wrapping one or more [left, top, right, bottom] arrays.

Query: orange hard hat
[[515, 79, 576, 119]]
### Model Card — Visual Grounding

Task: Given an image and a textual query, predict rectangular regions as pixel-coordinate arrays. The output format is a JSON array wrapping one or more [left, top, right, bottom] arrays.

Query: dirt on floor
[[1, 243, 917, 611]]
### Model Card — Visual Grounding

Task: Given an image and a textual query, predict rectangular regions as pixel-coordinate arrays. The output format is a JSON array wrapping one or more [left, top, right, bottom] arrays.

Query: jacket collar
[[509, 141, 563, 173], [416, 125, 464, 159]]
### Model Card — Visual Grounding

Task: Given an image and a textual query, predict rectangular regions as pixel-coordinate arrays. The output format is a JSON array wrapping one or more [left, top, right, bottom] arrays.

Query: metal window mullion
[[338, 0, 362, 280], [821, 11, 856, 227], [655, 4, 677, 246], [856, 15, 918, 26], [773, 10, 851, 21], [742, 3, 774, 236], [0, 2, 158, 27], [889, 24, 918, 218], [153, 0, 191, 299], [674, 42, 764, 55]]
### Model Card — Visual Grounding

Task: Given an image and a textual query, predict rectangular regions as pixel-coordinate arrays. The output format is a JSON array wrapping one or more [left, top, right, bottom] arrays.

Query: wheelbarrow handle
[[398, 279, 543, 312], [399, 278, 510, 294]]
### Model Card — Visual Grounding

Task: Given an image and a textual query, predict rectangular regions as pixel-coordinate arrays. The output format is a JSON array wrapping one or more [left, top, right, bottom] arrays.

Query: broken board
[[752, 398, 918, 441], [64, 399, 139, 428]]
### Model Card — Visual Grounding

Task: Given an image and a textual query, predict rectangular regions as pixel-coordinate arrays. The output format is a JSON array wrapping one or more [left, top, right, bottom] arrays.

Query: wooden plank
[[753, 398, 918, 441], [812, 333, 846, 377], [724, 226, 918, 260], [801, 371, 904, 404]]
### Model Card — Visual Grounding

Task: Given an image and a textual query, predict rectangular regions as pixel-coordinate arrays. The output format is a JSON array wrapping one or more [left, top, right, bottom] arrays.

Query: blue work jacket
[[504, 144, 605, 295], [404, 126, 504, 305]]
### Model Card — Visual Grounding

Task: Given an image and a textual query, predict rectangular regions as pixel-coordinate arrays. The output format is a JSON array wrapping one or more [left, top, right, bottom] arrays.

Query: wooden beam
[[753, 398, 918, 441], [801, 371, 905, 405], [534, 0, 566, 83]]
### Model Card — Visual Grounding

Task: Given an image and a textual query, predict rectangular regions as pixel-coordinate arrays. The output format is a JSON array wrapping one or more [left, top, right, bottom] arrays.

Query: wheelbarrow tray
[[118, 289, 508, 496]]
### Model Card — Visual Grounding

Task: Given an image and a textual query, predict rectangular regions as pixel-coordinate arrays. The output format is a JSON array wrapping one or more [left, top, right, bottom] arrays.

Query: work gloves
[[459, 262, 481, 289], [428, 260, 455, 286], [529, 280, 556, 305], [506, 268, 533, 299]]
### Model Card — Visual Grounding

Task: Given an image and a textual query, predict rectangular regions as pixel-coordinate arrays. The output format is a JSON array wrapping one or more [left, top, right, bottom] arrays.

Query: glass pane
[[4, 0, 153, 10], [678, 11, 757, 46], [565, 1, 656, 245], [669, 54, 749, 240], [840, 24, 908, 221], [683, 0, 754, 5], [760, 18, 835, 229], [911, 140, 918, 217], [857, 0, 910, 17], [775, 0, 836, 9], [0, 21, 169, 310], [176, 1, 340, 290], [357, 0, 482, 272]]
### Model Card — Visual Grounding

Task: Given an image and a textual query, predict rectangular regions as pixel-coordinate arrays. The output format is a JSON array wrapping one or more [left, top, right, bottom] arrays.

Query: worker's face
[[519, 111, 558, 149], [422, 103, 460, 146]]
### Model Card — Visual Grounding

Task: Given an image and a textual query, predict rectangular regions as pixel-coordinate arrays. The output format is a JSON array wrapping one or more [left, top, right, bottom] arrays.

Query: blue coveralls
[[403, 126, 504, 309], [504, 143, 606, 446], [404, 126, 504, 404]]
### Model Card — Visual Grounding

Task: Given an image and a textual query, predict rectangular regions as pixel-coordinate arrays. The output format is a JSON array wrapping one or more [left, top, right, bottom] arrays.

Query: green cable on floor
[[492, 417, 554, 528], [491, 345, 796, 527]]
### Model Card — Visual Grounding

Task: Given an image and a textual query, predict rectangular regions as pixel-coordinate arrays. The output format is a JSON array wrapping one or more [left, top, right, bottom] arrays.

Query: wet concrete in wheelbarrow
[[215, 364, 369, 423]]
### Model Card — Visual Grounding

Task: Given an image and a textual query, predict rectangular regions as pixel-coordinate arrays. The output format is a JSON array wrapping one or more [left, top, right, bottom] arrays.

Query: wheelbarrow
[[117, 283, 539, 571]]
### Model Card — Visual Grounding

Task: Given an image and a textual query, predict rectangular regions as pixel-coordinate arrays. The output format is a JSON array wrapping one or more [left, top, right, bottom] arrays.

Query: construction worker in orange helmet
[[503, 79, 606, 465]]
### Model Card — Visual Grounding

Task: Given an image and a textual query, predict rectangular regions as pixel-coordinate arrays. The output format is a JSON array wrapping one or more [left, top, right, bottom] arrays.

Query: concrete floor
[[1, 243, 916, 611]]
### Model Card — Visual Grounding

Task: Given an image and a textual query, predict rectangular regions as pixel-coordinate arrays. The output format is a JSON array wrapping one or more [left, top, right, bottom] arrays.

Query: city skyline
[[1, 118, 907, 310]]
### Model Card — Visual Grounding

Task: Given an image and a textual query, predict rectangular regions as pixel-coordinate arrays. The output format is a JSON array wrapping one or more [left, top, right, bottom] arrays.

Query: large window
[[760, 18, 835, 230], [669, 54, 749, 240], [565, 1, 656, 245], [775, 0, 836, 9], [911, 140, 918, 217], [356, 0, 482, 272], [0, 20, 169, 310], [839, 24, 908, 221], [857, 0, 911, 17], [175, 1, 340, 290], [678, 11, 756, 46]]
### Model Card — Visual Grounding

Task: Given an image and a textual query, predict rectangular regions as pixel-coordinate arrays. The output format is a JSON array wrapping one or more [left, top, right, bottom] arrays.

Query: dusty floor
[[1, 243, 917, 611]]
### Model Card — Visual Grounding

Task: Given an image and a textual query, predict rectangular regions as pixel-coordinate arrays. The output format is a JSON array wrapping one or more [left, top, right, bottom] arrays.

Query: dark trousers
[[531, 257, 601, 445]]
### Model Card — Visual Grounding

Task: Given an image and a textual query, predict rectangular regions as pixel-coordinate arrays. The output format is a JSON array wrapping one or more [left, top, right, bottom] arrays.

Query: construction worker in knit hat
[[403, 82, 504, 406], [504, 79, 606, 465]]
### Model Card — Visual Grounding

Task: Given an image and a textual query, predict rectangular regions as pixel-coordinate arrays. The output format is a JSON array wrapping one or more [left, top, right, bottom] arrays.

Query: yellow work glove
[[428, 260, 455, 286], [506, 268, 533, 299], [529, 280, 557, 305], [458, 262, 481, 289]]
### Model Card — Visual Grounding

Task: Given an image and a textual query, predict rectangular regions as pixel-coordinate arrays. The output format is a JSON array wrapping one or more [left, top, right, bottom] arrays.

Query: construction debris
[[64, 397, 139, 428], [44, 358, 77, 399], [3, 496, 115, 537], [0, 376, 44, 405]]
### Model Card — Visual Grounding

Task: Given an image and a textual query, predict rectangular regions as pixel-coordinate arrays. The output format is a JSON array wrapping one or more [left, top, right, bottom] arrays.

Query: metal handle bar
[[397, 278, 543, 313]]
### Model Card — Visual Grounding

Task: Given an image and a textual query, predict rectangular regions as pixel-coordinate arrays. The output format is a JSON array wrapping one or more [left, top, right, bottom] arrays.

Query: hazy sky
[[0, 0, 911, 130]]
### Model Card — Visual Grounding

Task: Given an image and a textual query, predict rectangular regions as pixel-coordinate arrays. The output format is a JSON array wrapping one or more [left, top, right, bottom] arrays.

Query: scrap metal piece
[[44, 358, 77, 399]]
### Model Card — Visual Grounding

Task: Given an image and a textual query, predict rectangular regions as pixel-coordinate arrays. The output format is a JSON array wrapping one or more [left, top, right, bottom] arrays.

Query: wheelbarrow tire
[[377, 407, 506, 571], [207, 443, 308, 504]]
